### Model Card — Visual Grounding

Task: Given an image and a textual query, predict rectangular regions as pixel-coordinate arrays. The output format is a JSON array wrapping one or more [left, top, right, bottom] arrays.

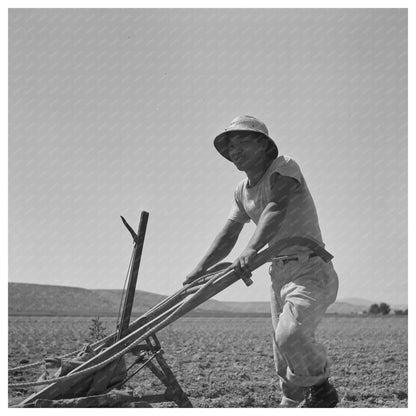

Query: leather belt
[[271, 252, 318, 265]]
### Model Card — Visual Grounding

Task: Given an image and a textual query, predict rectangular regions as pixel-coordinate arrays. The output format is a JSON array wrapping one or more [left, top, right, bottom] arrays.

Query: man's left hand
[[225, 247, 257, 279]]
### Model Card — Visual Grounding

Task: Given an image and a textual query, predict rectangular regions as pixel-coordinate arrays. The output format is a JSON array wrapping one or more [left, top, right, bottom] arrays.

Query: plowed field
[[8, 316, 408, 408]]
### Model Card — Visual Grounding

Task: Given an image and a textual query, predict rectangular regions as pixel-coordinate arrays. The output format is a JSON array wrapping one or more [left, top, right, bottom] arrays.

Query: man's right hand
[[183, 267, 206, 286], [182, 220, 244, 286]]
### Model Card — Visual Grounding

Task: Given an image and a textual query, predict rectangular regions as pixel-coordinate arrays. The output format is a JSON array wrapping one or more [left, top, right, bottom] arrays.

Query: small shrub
[[394, 309, 408, 316], [368, 303, 391, 315], [368, 304, 380, 315], [87, 317, 107, 342], [379, 303, 391, 315]]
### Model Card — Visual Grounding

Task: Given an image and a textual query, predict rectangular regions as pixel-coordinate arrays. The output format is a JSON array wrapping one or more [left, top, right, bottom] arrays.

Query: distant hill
[[221, 301, 270, 314], [221, 299, 383, 315], [8, 283, 407, 317], [219, 297, 407, 315], [8, 283, 118, 316], [338, 297, 375, 307], [327, 301, 367, 315], [8, 283, 243, 317]]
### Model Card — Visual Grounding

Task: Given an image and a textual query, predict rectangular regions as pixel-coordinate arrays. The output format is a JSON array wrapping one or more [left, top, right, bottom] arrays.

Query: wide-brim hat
[[214, 115, 278, 161]]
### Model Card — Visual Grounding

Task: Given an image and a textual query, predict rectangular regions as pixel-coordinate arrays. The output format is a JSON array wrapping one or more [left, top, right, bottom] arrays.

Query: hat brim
[[214, 130, 278, 161]]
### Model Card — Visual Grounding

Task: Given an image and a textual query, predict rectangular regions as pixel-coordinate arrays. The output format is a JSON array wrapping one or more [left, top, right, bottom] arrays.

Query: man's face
[[228, 133, 268, 171]]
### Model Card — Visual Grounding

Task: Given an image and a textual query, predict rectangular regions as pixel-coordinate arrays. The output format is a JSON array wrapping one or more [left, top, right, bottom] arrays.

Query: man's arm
[[183, 219, 244, 284], [231, 173, 299, 273]]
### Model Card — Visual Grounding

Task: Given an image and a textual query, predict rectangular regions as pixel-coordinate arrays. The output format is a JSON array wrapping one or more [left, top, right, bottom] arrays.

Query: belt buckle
[[281, 256, 290, 265], [272, 255, 290, 267]]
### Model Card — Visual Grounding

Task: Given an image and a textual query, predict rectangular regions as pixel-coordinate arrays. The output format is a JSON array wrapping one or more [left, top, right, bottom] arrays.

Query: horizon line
[[8, 280, 408, 306]]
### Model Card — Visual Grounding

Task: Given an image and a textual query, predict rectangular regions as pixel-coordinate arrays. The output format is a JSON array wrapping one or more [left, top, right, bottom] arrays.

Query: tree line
[[365, 303, 408, 315]]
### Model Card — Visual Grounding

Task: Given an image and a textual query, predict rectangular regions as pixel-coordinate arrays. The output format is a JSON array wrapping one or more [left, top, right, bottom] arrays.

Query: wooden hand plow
[[9, 210, 333, 408]]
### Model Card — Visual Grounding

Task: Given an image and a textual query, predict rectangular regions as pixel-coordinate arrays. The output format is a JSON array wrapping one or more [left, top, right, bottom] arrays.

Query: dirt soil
[[8, 315, 408, 408]]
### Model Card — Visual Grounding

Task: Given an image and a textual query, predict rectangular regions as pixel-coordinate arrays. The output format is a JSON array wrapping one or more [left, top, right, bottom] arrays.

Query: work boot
[[298, 379, 338, 408], [279, 397, 302, 408], [279, 384, 306, 407]]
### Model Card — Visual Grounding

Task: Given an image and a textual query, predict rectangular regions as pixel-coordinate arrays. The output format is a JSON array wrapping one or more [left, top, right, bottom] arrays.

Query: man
[[183, 115, 339, 408]]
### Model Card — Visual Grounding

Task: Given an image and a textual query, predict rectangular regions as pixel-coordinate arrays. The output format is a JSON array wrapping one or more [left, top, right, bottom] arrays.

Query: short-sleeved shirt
[[228, 155, 325, 254]]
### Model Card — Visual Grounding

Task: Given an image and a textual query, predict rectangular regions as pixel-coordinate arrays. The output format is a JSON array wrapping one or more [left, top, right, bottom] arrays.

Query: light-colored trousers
[[269, 254, 339, 406]]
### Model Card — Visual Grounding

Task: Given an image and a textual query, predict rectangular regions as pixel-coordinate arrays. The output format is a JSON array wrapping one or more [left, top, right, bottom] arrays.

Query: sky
[[8, 8, 408, 305]]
